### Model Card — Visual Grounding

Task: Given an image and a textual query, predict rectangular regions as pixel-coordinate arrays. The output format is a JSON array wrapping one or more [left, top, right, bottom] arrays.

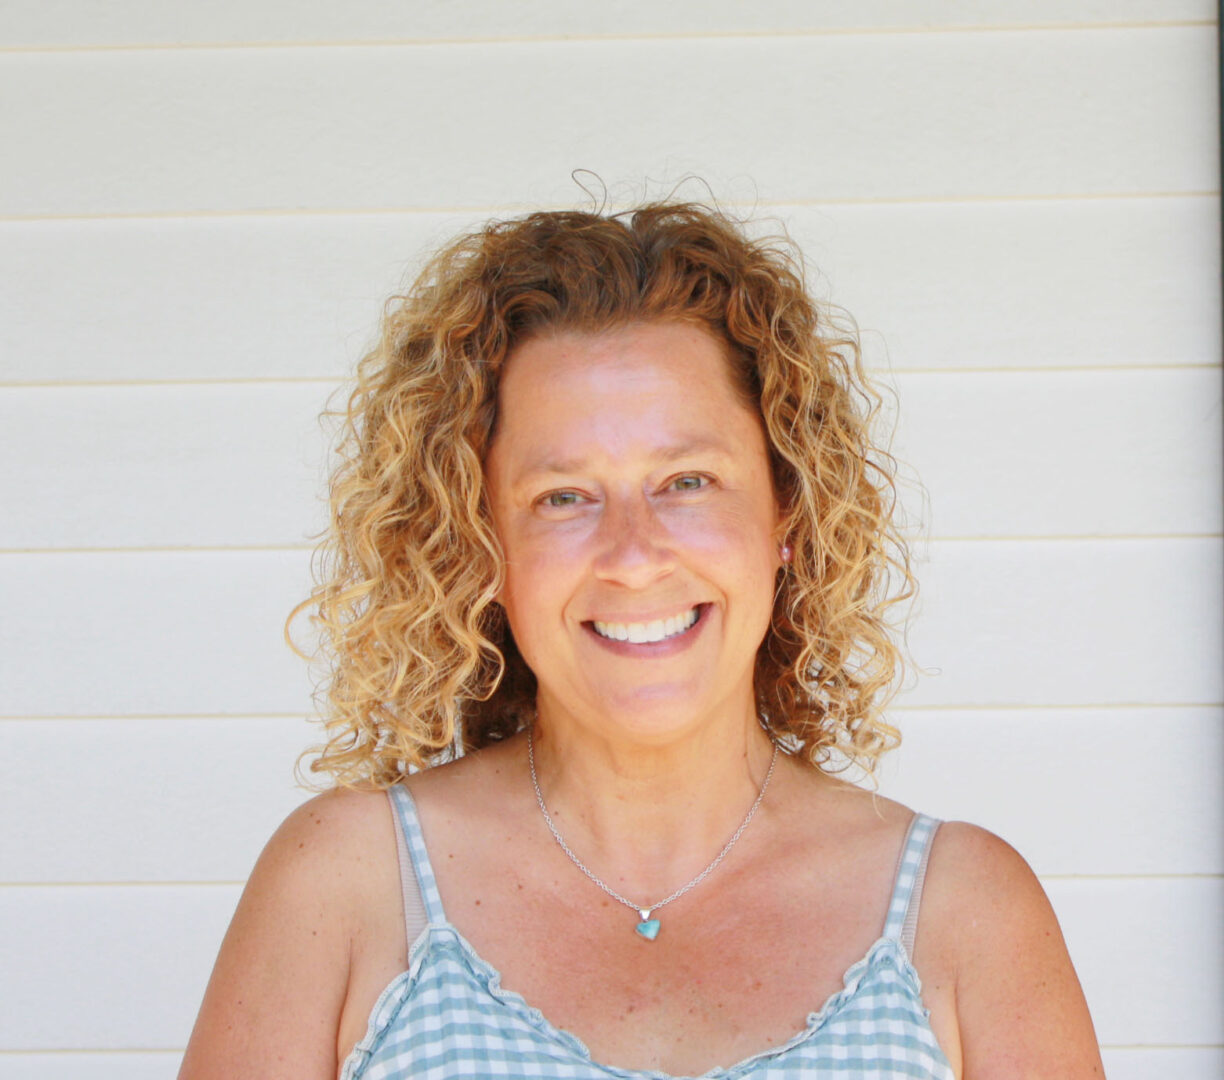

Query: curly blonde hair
[[291, 201, 914, 787]]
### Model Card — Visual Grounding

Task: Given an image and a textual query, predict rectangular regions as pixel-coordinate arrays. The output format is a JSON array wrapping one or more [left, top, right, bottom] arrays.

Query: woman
[[180, 202, 1104, 1078]]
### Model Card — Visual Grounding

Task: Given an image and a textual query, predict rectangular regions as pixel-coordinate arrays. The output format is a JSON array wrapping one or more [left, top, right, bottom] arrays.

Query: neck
[[526, 701, 782, 903]]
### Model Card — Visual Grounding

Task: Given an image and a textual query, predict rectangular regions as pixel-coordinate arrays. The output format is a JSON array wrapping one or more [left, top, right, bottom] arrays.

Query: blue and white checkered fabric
[[340, 788, 953, 1080]]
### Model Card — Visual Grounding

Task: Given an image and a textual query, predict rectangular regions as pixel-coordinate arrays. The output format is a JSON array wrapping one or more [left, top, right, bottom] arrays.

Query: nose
[[592, 495, 677, 588]]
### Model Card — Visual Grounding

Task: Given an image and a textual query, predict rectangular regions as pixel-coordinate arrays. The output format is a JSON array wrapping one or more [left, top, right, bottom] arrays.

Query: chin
[[591, 691, 729, 744]]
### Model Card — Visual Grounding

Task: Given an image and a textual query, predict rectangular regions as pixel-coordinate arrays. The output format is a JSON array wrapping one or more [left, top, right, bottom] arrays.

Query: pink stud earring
[[779, 544, 793, 564]]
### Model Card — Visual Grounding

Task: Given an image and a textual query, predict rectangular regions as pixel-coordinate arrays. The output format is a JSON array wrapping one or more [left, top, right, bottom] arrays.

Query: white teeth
[[592, 607, 700, 644]]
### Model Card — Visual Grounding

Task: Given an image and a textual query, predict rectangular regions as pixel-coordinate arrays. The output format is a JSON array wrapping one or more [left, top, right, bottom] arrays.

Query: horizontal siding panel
[[0, 885, 241, 1050], [0, 717, 312, 882], [792, 196, 1222, 374], [891, 367, 1224, 539], [3, 539, 1219, 716], [3, 708, 1218, 882], [4, 368, 1218, 549], [0, 550, 313, 717], [0, 212, 472, 383], [1, 28, 1216, 216], [901, 536, 1224, 707], [1100, 1048, 1224, 1080], [0, 877, 1217, 1049], [0, 383, 331, 549], [0, 1053, 180, 1080], [1, 0, 1214, 48], [1055, 876, 1224, 1046], [1, 196, 1216, 384], [877, 706, 1224, 875]]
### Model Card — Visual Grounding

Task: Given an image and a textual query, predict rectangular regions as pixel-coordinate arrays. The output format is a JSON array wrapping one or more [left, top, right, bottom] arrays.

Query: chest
[[441, 850, 897, 1075], [340, 787, 961, 1078]]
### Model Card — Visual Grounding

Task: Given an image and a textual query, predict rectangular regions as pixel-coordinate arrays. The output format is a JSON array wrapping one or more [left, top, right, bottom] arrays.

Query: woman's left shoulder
[[920, 820, 1065, 975], [918, 821, 1106, 1077], [925, 820, 1045, 909]]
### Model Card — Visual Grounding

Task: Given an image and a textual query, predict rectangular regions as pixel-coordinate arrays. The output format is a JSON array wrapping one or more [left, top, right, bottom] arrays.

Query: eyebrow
[[517, 438, 736, 481]]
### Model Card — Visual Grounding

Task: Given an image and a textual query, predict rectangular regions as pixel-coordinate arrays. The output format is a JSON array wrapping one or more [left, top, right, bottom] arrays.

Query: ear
[[771, 500, 791, 570]]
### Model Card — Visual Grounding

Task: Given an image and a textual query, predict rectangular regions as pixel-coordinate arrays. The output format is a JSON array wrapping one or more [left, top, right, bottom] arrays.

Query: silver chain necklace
[[527, 727, 779, 941]]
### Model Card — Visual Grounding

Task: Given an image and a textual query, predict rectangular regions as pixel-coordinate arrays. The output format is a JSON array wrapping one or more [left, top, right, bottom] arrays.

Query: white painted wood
[[1, 28, 1215, 217], [0, 7, 1217, 1065], [0, 550, 314, 717], [0, 1054, 181, 1080], [3, 368, 1217, 549], [3, 707, 1218, 882], [1100, 1047, 1224, 1080], [2, 197, 1216, 385], [0, 382, 332, 548], [0, 885, 241, 1049], [877, 706, 1224, 876], [889, 367, 1224, 539], [900, 537, 1224, 707], [0, 213, 478, 383], [784, 196, 1222, 375], [1, 0, 1212, 48], [0, 717, 313, 882], [0, 877, 1216, 1049], [1052, 876, 1224, 1046], [3, 539, 1218, 717]]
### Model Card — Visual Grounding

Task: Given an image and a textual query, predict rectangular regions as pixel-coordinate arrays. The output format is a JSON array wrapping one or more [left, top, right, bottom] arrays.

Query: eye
[[538, 490, 584, 508], [669, 474, 710, 493]]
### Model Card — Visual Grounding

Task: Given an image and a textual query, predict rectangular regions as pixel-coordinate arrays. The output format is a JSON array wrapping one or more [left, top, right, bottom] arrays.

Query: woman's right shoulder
[[267, 746, 515, 875], [233, 785, 400, 918], [267, 784, 398, 872], [177, 786, 402, 1079]]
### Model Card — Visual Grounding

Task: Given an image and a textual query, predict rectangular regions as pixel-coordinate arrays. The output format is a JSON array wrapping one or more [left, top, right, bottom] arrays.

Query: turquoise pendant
[[635, 909, 660, 941]]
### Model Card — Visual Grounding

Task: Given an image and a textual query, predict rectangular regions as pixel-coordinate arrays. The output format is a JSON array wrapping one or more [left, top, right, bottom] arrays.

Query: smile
[[590, 606, 701, 644]]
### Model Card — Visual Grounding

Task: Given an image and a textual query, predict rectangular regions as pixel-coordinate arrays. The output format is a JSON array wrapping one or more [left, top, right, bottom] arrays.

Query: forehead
[[487, 322, 767, 473]]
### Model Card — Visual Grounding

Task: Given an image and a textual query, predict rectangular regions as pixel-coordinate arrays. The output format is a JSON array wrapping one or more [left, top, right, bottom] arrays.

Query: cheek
[[499, 535, 583, 630], [674, 504, 776, 563], [699, 508, 782, 608], [505, 523, 588, 580]]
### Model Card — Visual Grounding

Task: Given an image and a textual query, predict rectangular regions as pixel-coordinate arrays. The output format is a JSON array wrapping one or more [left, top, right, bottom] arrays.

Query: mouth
[[588, 605, 704, 645]]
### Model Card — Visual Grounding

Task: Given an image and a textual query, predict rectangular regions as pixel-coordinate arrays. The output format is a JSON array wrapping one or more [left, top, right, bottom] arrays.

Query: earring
[[779, 544, 793, 564]]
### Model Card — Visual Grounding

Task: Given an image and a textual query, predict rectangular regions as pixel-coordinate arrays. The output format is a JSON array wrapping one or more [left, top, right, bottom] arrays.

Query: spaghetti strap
[[386, 790, 428, 947], [883, 812, 941, 949], [387, 785, 447, 927]]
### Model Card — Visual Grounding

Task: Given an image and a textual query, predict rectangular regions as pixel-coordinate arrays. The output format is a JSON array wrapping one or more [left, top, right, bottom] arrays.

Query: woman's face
[[483, 321, 784, 745]]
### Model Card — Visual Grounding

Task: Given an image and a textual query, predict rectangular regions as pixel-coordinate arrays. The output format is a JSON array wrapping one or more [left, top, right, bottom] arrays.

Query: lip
[[582, 603, 710, 658]]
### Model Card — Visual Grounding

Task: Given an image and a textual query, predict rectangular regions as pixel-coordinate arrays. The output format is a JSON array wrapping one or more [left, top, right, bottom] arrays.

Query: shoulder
[[232, 785, 403, 967], [271, 784, 396, 860], [178, 786, 401, 1079], [919, 821, 1105, 1077], [921, 821, 1056, 953], [926, 820, 1041, 900], [254, 786, 399, 911], [918, 821, 1065, 987]]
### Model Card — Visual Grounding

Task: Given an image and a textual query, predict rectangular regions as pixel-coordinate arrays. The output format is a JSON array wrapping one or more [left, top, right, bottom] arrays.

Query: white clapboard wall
[[1, 3, 1220, 1078]]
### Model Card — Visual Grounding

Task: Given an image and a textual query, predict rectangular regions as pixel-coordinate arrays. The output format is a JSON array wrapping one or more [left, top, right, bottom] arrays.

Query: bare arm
[[923, 823, 1105, 1080], [178, 790, 388, 1080]]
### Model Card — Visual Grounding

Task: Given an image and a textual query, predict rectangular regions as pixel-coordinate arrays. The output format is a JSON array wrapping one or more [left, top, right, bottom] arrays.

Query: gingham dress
[[340, 787, 955, 1080]]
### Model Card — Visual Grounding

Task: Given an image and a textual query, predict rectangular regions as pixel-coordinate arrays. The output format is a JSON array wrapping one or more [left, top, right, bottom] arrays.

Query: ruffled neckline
[[343, 919, 928, 1080]]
